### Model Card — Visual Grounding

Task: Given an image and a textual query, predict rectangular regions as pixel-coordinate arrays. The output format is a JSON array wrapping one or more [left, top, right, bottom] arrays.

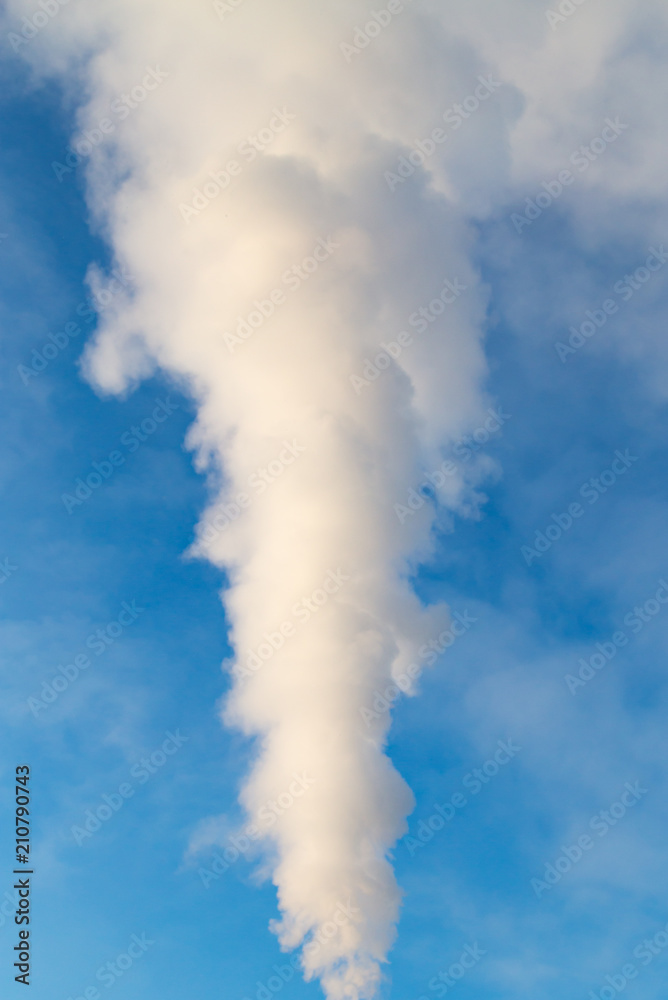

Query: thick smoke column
[[11, 2, 496, 996]]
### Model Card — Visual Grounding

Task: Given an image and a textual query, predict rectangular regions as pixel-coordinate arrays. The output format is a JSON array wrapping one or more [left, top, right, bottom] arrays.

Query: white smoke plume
[[13, 0, 668, 995], [28, 10, 489, 996]]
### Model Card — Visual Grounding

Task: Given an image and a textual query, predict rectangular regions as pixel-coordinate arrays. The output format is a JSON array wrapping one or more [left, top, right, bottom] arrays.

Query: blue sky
[[3, 4, 668, 1000]]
